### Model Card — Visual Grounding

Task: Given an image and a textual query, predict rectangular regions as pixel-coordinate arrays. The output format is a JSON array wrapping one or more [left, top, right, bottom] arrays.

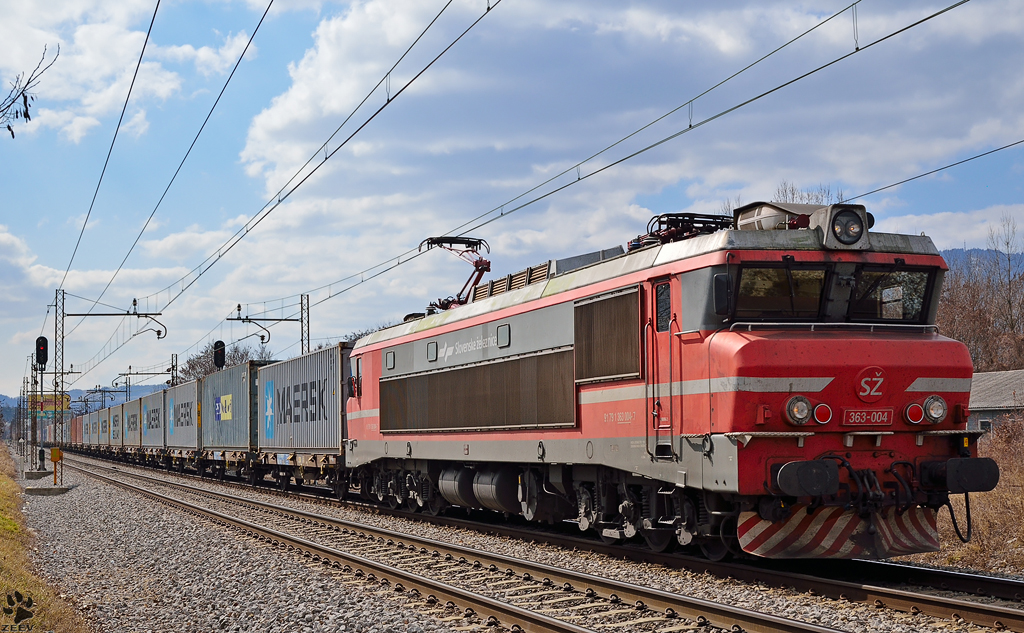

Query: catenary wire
[[66, 0, 275, 340], [289, 0, 977, 312], [78, 0, 973, 382], [841, 137, 1024, 202], [58, 0, 161, 292], [239, 0, 867, 309], [69, 0, 483, 385]]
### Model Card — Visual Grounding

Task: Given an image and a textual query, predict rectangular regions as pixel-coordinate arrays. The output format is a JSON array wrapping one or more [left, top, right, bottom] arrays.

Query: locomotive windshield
[[848, 267, 933, 323], [730, 263, 936, 323], [734, 266, 827, 319]]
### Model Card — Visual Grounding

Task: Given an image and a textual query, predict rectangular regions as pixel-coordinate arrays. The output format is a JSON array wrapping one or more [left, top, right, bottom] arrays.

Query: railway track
[[67, 460, 847, 633], [66, 454, 1024, 631]]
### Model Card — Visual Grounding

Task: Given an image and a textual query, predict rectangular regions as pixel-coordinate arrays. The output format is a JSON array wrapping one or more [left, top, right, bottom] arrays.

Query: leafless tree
[[937, 212, 1024, 372], [772, 180, 844, 206], [179, 341, 275, 382], [2, 45, 59, 139], [719, 195, 743, 216]]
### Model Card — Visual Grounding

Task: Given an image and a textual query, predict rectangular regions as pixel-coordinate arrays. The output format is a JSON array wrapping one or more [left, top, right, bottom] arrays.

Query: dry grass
[[901, 416, 1024, 574], [0, 443, 91, 633]]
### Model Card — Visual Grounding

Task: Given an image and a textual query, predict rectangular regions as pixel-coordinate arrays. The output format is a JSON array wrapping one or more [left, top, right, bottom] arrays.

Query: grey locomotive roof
[[969, 369, 1024, 412], [353, 228, 941, 350]]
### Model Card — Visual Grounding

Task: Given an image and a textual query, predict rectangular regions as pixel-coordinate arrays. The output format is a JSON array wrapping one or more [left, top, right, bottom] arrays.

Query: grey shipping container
[[98, 408, 110, 445], [257, 344, 350, 454], [200, 361, 267, 452], [110, 404, 123, 447], [123, 400, 142, 448], [166, 381, 199, 451]]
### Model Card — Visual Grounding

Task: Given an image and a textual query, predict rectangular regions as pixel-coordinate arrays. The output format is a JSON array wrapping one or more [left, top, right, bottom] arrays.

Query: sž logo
[[855, 366, 886, 404], [2, 591, 34, 625]]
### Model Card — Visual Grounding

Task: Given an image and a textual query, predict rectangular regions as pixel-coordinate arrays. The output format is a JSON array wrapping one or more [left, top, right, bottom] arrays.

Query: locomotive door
[[648, 278, 677, 460]]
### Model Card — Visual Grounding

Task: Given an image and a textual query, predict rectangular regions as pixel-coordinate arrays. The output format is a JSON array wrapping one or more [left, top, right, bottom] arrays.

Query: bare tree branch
[[2, 44, 60, 138]]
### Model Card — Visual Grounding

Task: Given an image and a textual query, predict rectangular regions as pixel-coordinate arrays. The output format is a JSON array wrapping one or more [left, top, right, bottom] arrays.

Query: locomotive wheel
[[425, 493, 445, 516], [699, 538, 730, 562], [405, 496, 420, 513], [642, 529, 675, 553], [387, 495, 400, 510]]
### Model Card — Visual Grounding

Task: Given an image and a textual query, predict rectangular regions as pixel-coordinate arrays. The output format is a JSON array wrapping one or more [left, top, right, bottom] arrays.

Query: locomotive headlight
[[923, 395, 947, 424], [832, 210, 864, 245], [785, 396, 812, 425]]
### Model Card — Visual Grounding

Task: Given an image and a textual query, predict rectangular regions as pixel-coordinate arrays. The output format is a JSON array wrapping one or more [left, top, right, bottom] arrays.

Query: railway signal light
[[35, 336, 48, 367], [213, 340, 226, 369]]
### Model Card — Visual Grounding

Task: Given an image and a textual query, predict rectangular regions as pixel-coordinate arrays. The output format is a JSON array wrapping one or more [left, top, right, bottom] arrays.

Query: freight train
[[65, 201, 1000, 560]]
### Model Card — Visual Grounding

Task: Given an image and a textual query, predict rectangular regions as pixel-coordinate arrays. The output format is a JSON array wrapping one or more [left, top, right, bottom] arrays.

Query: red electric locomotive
[[343, 201, 999, 559]]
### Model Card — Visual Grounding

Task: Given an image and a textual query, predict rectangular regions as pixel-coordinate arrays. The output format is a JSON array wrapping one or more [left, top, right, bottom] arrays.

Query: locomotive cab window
[[734, 265, 828, 319], [655, 282, 671, 332], [848, 266, 933, 323]]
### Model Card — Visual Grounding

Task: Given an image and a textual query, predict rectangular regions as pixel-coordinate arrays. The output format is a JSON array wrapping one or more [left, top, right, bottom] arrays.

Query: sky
[[1, 0, 1023, 396]]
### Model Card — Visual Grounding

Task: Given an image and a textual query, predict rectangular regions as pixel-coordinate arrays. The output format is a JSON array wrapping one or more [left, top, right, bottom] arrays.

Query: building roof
[[969, 369, 1024, 412]]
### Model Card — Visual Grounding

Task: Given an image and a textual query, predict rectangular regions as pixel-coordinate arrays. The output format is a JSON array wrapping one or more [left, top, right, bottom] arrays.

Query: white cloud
[[119, 108, 148, 137], [157, 31, 255, 77], [875, 204, 1024, 251]]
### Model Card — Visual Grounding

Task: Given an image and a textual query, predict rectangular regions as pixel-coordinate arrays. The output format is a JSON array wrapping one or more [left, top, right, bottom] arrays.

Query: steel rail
[[70, 461, 844, 633], [66, 453, 1024, 630], [67, 463, 594, 633]]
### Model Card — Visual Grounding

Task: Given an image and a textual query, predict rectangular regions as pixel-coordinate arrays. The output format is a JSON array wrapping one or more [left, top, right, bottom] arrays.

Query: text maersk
[[275, 380, 329, 424]]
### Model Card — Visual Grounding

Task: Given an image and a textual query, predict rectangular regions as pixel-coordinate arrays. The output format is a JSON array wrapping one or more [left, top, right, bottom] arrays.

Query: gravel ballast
[[23, 467, 456, 633], [42, 456, 1012, 633]]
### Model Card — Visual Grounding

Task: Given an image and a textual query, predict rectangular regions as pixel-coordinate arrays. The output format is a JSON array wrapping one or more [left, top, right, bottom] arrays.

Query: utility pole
[[54, 289, 64, 483], [228, 294, 310, 354], [300, 294, 310, 354]]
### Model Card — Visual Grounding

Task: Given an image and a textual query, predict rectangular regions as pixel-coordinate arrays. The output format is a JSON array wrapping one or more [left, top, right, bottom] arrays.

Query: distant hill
[[0, 384, 164, 413], [940, 248, 1024, 269]]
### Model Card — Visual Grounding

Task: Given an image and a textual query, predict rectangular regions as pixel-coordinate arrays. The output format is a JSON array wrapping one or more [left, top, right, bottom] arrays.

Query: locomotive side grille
[[380, 350, 574, 432], [574, 288, 641, 382]]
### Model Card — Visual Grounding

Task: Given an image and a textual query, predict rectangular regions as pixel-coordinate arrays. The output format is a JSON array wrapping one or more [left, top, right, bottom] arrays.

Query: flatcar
[[69, 201, 1000, 560]]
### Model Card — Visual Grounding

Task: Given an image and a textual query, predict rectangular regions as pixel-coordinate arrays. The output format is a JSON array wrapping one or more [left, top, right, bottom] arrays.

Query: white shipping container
[[167, 381, 199, 450], [141, 391, 165, 448], [110, 404, 123, 447], [98, 408, 110, 445], [257, 344, 350, 454], [86, 411, 98, 446], [123, 399, 142, 448]]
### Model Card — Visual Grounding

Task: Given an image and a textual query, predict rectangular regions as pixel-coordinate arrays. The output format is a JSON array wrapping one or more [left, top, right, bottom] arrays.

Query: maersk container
[[166, 381, 199, 451], [123, 399, 143, 448], [141, 391, 165, 448], [98, 408, 110, 445], [257, 344, 350, 454], [110, 404, 123, 447], [200, 361, 268, 452], [86, 411, 98, 446]]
